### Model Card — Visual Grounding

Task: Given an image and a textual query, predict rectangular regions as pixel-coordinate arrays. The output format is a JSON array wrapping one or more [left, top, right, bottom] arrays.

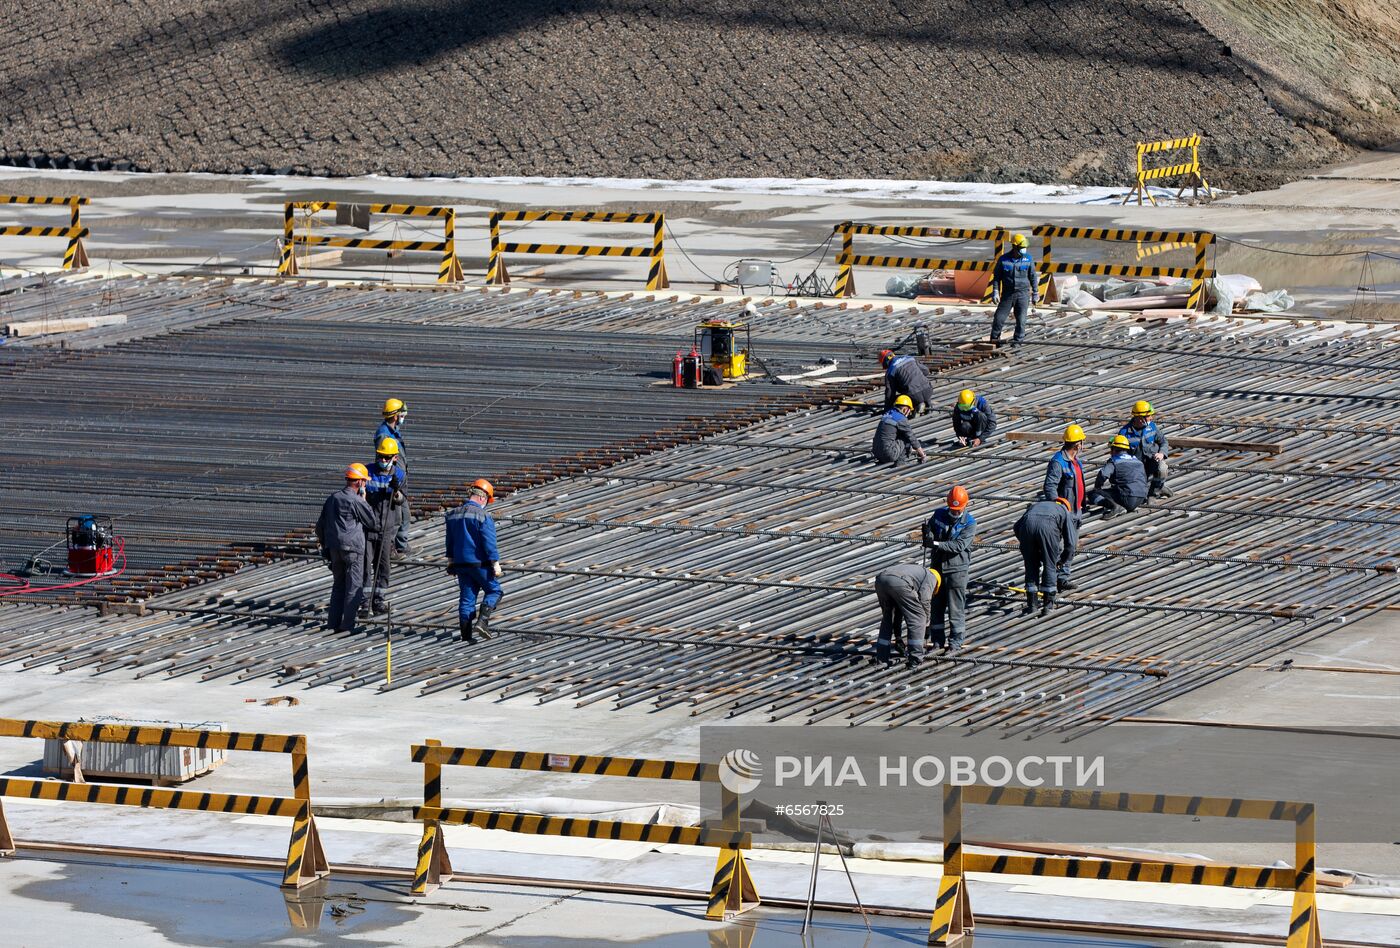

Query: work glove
[[491, 561, 503, 578], [391, 489, 405, 507]]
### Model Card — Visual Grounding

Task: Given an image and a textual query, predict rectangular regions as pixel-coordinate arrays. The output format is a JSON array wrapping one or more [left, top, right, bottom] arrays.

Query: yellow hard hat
[[1063, 424, 1086, 444], [893, 395, 915, 411], [957, 389, 975, 407], [928, 567, 942, 594], [383, 398, 405, 418], [376, 437, 400, 456], [1132, 400, 1154, 417], [1111, 434, 1131, 451], [1011, 233, 1029, 248]]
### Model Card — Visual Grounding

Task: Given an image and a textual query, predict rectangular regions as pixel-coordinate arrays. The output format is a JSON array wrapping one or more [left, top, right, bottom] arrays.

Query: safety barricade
[[1122, 135, 1213, 206], [410, 741, 758, 918], [1135, 238, 1194, 261], [932, 783, 1321, 947], [485, 210, 669, 290], [832, 222, 1006, 301], [1033, 225, 1216, 311], [278, 201, 465, 283], [0, 195, 90, 269], [0, 718, 328, 889]]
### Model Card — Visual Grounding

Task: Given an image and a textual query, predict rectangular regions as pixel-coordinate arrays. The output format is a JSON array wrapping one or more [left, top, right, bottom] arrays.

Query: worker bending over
[[1041, 424, 1085, 591], [922, 486, 976, 654], [873, 563, 942, 669], [880, 350, 934, 416], [951, 389, 996, 447], [315, 464, 377, 633], [446, 479, 502, 643], [1120, 400, 1171, 498], [1014, 498, 1076, 616], [989, 233, 1040, 348], [872, 395, 928, 465], [363, 437, 406, 614], [376, 398, 411, 555], [1090, 435, 1148, 518]]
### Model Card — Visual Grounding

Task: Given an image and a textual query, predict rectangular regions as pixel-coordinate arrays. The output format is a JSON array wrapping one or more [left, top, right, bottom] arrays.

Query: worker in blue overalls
[[445, 479, 502, 643], [376, 398, 411, 556], [989, 233, 1040, 348], [363, 437, 407, 614], [1119, 400, 1172, 498]]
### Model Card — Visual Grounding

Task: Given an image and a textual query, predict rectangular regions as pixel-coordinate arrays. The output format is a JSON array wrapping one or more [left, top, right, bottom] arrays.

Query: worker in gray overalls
[[315, 463, 377, 633], [873, 563, 942, 669]]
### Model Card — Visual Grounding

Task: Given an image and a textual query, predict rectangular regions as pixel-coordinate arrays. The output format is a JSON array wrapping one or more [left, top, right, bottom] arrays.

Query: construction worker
[[1120, 400, 1172, 498], [922, 486, 976, 654], [1041, 424, 1086, 591], [376, 398, 411, 555], [1090, 434, 1148, 518], [315, 464, 377, 633], [989, 233, 1040, 348], [363, 437, 407, 614], [880, 350, 934, 416], [872, 395, 928, 465], [951, 389, 997, 447], [446, 479, 502, 643], [873, 563, 942, 669], [1013, 497, 1077, 617]]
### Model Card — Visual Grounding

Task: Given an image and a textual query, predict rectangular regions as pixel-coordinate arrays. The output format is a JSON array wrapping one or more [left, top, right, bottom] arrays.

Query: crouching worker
[[1089, 434, 1148, 518], [873, 563, 942, 669], [446, 479, 503, 643], [872, 395, 928, 465]]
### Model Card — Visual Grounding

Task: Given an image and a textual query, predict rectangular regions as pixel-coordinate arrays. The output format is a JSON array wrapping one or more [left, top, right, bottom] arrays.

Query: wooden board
[[1004, 430, 1282, 455]]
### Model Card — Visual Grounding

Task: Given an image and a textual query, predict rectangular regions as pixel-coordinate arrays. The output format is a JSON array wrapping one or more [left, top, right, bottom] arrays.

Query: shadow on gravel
[[274, 0, 1221, 78]]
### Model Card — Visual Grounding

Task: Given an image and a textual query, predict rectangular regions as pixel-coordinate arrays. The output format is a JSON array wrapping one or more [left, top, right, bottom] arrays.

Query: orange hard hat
[[345, 463, 370, 481], [1055, 497, 1072, 513], [472, 478, 495, 503], [947, 486, 969, 511], [879, 349, 894, 366]]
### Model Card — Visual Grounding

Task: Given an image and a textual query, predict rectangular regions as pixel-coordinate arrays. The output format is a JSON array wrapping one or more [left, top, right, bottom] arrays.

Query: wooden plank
[[1003, 430, 1282, 455], [5, 314, 127, 337]]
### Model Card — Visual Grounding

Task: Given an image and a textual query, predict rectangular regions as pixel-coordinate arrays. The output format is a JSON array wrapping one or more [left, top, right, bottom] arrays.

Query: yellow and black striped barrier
[[1122, 135, 1213, 206], [278, 202, 465, 283], [931, 783, 1321, 947], [409, 741, 757, 919], [832, 222, 1006, 301], [0, 195, 90, 270], [0, 718, 329, 889], [1033, 225, 1216, 311], [485, 210, 669, 291]]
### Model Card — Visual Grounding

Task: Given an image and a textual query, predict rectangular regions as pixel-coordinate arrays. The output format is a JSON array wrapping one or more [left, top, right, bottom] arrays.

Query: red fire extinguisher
[[672, 350, 684, 388]]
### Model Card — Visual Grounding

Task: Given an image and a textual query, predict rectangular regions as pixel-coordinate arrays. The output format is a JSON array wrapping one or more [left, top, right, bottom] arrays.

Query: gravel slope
[[0, 1, 1362, 186]]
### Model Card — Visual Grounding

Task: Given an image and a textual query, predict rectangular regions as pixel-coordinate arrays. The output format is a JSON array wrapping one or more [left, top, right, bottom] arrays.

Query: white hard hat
[[743, 302, 758, 316]]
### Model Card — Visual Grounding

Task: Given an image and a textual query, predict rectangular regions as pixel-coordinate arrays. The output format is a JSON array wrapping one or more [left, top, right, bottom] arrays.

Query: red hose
[[0, 536, 126, 597]]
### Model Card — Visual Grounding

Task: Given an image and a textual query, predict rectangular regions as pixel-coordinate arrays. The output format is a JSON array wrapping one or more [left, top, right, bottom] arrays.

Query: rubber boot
[[472, 606, 495, 641], [1021, 589, 1037, 616], [459, 618, 475, 644], [1040, 592, 1056, 617], [1155, 482, 1173, 498], [1057, 577, 1076, 592]]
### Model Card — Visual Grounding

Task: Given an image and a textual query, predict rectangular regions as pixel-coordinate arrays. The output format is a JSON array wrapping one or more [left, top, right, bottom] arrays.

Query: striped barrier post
[[0, 196, 90, 270], [1033, 225, 1216, 311], [408, 743, 757, 919], [832, 222, 1006, 302], [277, 202, 465, 284], [1122, 135, 1213, 206], [931, 783, 1321, 946], [484, 210, 670, 291], [0, 718, 329, 889]]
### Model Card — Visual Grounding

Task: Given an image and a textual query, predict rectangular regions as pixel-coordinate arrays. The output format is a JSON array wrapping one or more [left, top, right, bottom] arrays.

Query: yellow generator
[[695, 318, 751, 380]]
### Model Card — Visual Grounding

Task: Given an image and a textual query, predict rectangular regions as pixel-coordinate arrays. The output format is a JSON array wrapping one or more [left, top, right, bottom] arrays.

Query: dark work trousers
[[368, 503, 398, 603], [1059, 512, 1081, 581], [394, 499, 410, 552], [930, 572, 968, 647], [1090, 487, 1143, 514], [875, 582, 927, 661], [990, 289, 1032, 344], [456, 565, 504, 621], [1018, 532, 1059, 594], [1145, 456, 1169, 491], [328, 547, 366, 632]]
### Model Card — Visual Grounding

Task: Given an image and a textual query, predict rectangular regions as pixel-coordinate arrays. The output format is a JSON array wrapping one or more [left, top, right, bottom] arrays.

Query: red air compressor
[[66, 515, 117, 577]]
